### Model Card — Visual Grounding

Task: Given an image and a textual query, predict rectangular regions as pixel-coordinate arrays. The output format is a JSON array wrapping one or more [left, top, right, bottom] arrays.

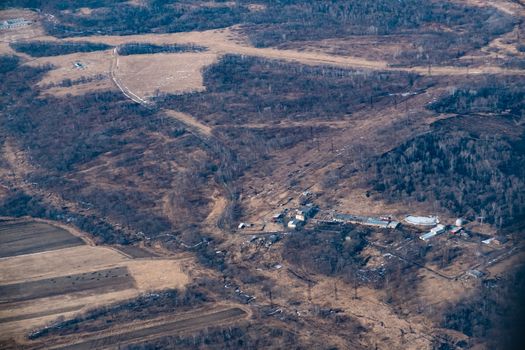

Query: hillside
[[1, 1, 524, 349]]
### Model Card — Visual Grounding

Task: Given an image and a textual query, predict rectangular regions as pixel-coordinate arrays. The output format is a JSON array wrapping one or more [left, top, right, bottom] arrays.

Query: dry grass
[[116, 52, 218, 97], [485, 250, 525, 277], [61, 27, 523, 75], [0, 245, 128, 284], [416, 269, 472, 307], [25, 50, 115, 96]]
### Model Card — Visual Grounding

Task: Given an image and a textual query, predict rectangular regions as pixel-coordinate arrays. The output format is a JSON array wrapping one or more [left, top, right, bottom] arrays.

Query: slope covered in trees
[[370, 77, 525, 229]]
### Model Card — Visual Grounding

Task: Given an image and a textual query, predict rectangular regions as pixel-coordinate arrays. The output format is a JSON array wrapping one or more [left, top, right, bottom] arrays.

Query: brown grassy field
[[115, 52, 218, 98]]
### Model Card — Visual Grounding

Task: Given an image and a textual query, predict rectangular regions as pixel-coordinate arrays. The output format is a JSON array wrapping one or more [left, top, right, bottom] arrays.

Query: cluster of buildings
[[286, 205, 318, 229], [0, 18, 31, 30], [417, 218, 468, 241]]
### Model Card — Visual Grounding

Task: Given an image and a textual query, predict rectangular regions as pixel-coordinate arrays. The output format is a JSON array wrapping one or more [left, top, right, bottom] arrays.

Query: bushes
[[0, 55, 20, 73], [0, 53, 214, 242], [238, 0, 515, 66], [370, 77, 525, 228], [0, 191, 128, 244], [440, 265, 525, 348], [41, 1, 247, 37], [8, 0, 514, 66], [10, 41, 113, 57], [117, 43, 207, 56]]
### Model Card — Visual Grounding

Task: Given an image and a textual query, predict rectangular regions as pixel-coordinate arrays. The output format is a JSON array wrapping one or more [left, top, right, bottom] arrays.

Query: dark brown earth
[[0, 220, 84, 258], [0, 267, 135, 304]]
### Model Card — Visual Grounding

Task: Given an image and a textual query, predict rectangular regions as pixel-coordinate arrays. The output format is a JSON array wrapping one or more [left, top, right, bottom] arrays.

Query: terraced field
[[0, 219, 190, 344]]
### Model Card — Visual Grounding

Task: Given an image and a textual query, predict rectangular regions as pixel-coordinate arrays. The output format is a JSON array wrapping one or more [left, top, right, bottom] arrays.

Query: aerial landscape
[[0, 0, 524, 349]]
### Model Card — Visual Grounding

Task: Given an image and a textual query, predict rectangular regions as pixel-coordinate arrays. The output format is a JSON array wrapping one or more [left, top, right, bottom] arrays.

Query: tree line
[[10, 41, 112, 57]]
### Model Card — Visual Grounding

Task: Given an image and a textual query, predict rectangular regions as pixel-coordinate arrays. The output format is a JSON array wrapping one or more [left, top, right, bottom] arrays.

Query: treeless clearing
[[481, 25, 524, 56], [485, 249, 525, 277], [263, 265, 434, 349], [239, 86, 453, 223], [0, 245, 128, 284], [115, 52, 218, 97], [415, 269, 474, 314], [24, 50, 115, 96], [204, 190, 227, 230], [0, 266, 136, 304], [3, 13, 523, 103]]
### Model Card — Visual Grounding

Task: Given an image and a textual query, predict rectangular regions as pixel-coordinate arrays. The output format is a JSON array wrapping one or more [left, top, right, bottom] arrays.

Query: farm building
[[405, 215, 439, 226], [333, 213, 399, 229], [387, 221, 400, 229], [467, 269, 484, 279], [0, 18, 31, 30], [482, 236, 507, 245]]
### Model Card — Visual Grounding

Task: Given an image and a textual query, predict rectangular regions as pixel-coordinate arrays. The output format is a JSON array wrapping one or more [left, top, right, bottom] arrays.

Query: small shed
[[450, 226, 463, 234]]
